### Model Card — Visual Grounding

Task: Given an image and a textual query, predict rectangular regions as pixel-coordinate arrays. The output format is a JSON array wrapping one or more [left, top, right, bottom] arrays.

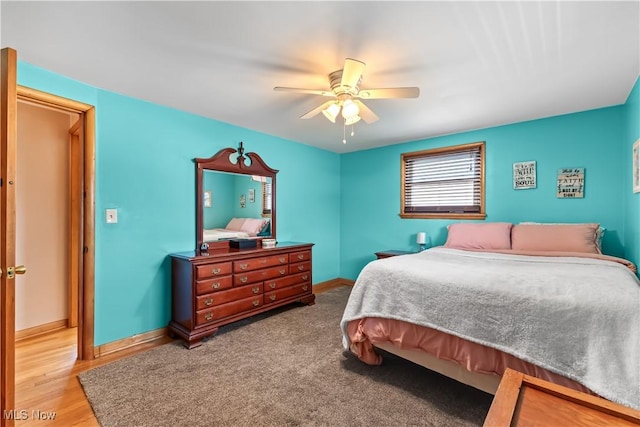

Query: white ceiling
[[2, 1, 638, 153]]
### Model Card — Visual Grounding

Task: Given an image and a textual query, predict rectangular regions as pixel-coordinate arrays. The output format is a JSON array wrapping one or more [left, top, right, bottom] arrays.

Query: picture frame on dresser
[[168, 142, 315, 348]]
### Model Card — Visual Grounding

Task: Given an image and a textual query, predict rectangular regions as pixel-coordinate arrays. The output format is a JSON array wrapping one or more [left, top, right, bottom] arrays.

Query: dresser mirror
[[195, 142, 278, 252]]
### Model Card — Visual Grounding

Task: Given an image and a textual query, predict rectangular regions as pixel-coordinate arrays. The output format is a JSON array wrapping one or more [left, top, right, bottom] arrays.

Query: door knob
[[7, 265, 27, 279]]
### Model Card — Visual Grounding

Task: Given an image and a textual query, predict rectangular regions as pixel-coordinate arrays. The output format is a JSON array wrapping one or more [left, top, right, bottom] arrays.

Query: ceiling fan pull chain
[[351, 124, 355, 137], [343, 120, 347, 144]]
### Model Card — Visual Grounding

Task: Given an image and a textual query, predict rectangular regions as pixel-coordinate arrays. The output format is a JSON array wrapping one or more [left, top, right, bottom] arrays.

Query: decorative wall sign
[[557, 168, 584, 198], [634, 139, 639, 193], [513, 161, 536, 189], [240, 194, 246, 208], [203, 190, 212, 208], [248, 188, 255, 203]]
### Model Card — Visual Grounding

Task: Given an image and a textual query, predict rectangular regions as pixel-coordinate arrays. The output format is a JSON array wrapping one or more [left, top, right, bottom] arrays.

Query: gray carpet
[[79, 286, 493, 427]]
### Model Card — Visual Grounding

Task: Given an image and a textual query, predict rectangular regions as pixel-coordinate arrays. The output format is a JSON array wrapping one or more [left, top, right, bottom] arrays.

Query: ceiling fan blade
[[300, 100, 337, 120], [341, 58, 366, 89], [354, 100, 379, 124], [357, 87, 420, 99], [274, 87, 333, 97]]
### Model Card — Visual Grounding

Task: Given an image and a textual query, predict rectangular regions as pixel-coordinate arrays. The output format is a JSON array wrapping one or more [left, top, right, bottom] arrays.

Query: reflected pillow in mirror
[[226, 218, 246, 231], [240, 218, 269, 235]]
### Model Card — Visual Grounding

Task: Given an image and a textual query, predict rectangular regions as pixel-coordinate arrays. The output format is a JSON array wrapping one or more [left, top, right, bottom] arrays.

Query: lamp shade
[[341, 99, 360, 119], [322, 102, 340, 123], [344, 115, 361, 126], [416, 232, 427, 245]]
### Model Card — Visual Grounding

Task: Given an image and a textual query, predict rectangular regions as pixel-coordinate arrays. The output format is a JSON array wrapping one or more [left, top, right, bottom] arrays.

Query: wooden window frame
[[400, 141, 486, 220]]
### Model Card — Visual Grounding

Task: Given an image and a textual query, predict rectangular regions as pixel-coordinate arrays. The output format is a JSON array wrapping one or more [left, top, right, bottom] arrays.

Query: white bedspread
[[340, 247, 640, 409], [203, 228, 250, 241]]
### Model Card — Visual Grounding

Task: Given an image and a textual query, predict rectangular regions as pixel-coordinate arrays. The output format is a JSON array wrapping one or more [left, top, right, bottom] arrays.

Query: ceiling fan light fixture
[[341, 99, 359, 119], [344, 115, 361, 126], [322, 102, 341, 123]]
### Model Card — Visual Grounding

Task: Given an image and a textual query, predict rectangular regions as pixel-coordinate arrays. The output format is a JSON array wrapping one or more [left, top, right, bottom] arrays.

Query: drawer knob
[[279, 269, 286, 275], [212, 282, 220, 289], [269, 295, 276, 301], [297, 265, 304, 271], [279, 257, 286, 263], [260, 259, 267, 264], [302, 275, 308, 281], [240, 263, 248, 270], [269, 283, 276, 289], [205, 313, 213, 321], [297, 254, 304, 260], [240, 277, 248, 283], [205, 298, 213, 306], [252, 300, 260, 307], [212, 267, 221, 274], [302, 285, 308, 291], [252, 287, 260, 294]]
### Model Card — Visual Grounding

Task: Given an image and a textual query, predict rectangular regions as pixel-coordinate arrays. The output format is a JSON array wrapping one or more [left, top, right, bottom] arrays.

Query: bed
[[340, 222, 640, 410]]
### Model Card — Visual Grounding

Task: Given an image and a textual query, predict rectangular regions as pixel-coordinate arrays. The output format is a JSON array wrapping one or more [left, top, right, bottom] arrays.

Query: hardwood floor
[[14, 328, 172, 426]]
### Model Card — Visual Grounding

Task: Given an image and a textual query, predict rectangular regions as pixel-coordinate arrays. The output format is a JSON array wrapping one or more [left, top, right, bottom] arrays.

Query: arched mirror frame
[[195, 142, 278, 253]]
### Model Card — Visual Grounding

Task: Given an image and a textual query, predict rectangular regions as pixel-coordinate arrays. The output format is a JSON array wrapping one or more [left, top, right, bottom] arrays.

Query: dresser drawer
[[233, 254, 289, 273], [195, 262, 233, 280], [196, 295, 263, 326], [196, 284, 263, 310], [234, 265, 289, 286], [264, 271, 311, 291], [264, 282, 311, 305], [195, 276, 233, 295], [290, 250, 311, 263], [289, 261, 311, 274]]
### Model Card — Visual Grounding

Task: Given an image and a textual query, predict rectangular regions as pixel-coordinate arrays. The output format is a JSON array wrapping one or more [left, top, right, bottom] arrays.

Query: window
[[262, 181, 272, 215], [401, 141, 485, 219]]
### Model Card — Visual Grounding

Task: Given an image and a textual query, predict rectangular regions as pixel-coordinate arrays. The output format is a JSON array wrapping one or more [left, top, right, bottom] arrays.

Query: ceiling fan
[[274, 58, 420, 127]]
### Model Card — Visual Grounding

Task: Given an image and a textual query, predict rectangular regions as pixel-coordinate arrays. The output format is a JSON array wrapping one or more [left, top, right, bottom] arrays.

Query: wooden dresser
[[169, 242, 314, 348]]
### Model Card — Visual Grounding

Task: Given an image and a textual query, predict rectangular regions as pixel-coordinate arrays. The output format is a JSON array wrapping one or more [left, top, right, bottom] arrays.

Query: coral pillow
[[511, 223, 599, 253], [240, 218, 268, 235], [225, 218, 246, 231], [444, 222, 513, 250]]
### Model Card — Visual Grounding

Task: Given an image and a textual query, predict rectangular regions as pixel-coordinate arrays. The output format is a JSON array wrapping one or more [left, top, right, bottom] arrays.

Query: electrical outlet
[[106, 208, 118, 224]]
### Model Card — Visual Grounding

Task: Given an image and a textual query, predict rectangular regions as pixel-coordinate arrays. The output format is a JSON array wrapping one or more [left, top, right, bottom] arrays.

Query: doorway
[[15, 86, 95, 360], [16, 101, 77, 342]]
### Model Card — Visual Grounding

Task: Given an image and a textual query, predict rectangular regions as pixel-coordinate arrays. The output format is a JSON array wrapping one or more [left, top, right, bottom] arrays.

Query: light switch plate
[[106, 208, 118, 224]]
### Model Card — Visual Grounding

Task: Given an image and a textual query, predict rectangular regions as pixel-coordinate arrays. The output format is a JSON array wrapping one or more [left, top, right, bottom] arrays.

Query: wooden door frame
[[16, 86, 96, 361]]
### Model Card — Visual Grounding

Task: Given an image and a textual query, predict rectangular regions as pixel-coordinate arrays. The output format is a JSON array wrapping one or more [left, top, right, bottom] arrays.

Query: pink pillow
[[511, 223, 599, 253], [444, 222, 512, 250], [226, 218, 246, 231], [240, 218, 268, 235]]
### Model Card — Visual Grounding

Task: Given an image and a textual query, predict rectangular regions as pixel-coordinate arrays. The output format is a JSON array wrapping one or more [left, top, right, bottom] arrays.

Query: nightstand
[[375, 250, 415, 259]]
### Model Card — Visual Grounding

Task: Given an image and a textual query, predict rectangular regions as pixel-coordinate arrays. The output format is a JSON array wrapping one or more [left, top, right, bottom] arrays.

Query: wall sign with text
[[557, 168, 584, 198], [513, 161, 537, 189]]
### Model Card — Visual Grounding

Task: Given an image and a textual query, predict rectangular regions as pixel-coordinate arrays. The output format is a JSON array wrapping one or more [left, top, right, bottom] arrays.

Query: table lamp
[[417, 232, 428, 252]]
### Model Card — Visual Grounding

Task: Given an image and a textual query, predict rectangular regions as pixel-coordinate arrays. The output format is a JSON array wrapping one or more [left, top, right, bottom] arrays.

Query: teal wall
[[17, 61, 341, 346], [623, 76, 640, 270], [340, 107, 626, 280]]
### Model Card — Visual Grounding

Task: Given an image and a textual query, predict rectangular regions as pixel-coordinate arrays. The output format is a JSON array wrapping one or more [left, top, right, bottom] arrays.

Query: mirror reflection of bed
[[202, 170, 272, 242]]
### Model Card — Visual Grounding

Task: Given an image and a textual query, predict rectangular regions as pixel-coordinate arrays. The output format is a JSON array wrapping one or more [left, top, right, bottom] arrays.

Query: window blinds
[[403, 146, 482, 214]]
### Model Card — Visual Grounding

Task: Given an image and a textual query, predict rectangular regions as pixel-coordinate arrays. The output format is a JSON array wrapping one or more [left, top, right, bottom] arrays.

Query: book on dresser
[[169, 242, 315, 348]]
